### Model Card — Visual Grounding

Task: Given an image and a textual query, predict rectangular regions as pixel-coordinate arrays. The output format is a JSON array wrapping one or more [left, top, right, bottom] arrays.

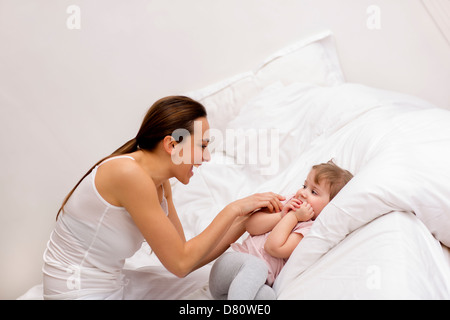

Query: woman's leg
[[209, 252, 275, 300]]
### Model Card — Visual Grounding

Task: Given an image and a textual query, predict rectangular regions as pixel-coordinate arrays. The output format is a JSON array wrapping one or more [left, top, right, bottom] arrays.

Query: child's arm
[[244, 210, 283, 236], [264, 212, 303, 259], [245, 198, 302, 235], [264, 203, 314, 259]]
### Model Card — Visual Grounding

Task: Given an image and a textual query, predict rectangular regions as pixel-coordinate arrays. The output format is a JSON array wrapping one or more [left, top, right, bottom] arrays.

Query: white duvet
[[173, 81, 450, 299]]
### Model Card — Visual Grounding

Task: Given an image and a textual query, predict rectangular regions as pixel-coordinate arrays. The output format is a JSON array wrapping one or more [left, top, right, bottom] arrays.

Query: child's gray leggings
[[209, 252, 276, 300]]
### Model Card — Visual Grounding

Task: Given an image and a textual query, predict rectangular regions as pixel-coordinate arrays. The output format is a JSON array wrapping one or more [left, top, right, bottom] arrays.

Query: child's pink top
[[231, 212, 313, 286]]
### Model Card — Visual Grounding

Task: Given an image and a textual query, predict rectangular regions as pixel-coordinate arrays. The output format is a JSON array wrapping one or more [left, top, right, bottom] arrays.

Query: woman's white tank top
[[42, 155, 168, 299]]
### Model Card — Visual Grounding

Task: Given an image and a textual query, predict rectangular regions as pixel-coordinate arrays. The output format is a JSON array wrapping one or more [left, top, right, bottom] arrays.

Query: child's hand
[[281, 198, 302, 216], [292, 202, 314, 222]]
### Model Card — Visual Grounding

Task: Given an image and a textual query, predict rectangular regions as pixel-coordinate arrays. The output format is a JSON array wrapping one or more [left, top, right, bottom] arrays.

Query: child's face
[[294, 169, 331, 219]]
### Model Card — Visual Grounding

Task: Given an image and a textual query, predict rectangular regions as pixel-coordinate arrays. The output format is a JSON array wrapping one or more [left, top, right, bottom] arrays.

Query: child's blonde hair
[[312, 160, 353, 200]]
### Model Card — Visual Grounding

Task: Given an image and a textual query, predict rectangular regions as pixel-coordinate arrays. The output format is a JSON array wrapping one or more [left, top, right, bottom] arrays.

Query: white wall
[[1, 0, 449, 299]]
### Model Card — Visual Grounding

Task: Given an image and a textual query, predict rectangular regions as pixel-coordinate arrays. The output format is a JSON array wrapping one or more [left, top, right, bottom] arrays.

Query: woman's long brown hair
[[56, 96, 207, 219]]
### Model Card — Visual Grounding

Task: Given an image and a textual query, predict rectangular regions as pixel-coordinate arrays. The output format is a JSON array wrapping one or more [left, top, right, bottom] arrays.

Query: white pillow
[[185, 29, 345, 133], [276, 101, 450, 289], [322, 105, 450, 246]]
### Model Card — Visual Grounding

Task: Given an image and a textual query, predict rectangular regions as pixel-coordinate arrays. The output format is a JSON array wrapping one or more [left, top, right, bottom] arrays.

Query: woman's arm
[[194, 215, 248, 269], [111, 162, 284, 277], [193, 194, 285, 269], [164, 181, 248, 269]]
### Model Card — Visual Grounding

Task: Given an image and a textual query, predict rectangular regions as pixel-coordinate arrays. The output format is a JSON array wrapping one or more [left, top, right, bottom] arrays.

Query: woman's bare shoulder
[[96, 156, 156, 206]]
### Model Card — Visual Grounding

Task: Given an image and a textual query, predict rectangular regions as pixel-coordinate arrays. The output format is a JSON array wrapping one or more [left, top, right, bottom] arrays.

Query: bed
[[19, 29, 450, 299]]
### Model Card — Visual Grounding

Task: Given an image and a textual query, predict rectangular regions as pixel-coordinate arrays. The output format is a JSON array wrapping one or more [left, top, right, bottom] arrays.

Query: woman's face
[[171, 117, 211, 184]]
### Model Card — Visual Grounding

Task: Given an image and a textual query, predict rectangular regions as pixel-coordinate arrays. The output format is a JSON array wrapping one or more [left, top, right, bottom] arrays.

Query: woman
[[43, 96, 284, 299]]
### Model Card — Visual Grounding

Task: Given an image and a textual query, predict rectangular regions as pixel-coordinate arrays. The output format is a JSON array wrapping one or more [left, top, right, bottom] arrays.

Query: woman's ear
[[162, 135, 177, 155]]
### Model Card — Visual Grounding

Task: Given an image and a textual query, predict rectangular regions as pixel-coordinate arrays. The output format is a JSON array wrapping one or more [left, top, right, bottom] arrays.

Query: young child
[[209, 160, 353, 300]]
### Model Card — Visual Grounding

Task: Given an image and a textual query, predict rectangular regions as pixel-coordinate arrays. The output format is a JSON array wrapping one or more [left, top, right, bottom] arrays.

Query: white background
[[1, 0, 449, 299]]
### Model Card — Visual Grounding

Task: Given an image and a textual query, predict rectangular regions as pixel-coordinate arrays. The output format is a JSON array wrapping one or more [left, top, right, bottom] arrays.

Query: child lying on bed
[[209, 160, 353, 300]]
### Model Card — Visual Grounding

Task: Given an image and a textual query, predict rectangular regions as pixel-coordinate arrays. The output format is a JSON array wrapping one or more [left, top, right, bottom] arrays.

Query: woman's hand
[[281, 198, 302, 216], [228, 192, 285, 217]]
